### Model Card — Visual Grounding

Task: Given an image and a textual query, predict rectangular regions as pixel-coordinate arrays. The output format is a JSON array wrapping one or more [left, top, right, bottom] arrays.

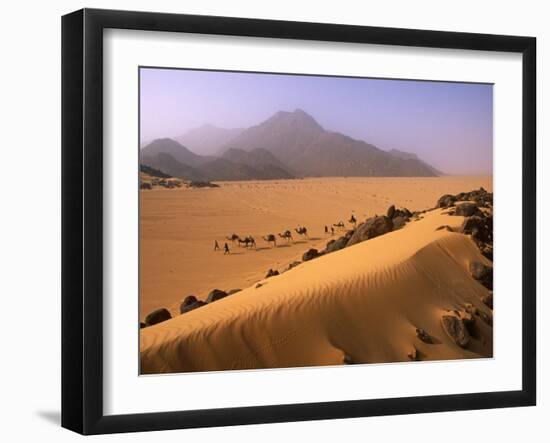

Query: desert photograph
[[138, 68, 493, 374]]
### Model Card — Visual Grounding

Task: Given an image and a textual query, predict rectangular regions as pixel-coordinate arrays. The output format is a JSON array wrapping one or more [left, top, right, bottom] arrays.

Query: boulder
[[140, 322, 146, 329], [265, 268, 279, 278], [325, 236, 349, 253], [416, 328, 432, 344], [206, 289, 228, 303], [441, 315, 470, 347], [392, 215, 407, 230], [469, 261, 493, 290], [180, 299, 207, 314], [302, 248, 320, 262], [480, 243, 493, 261], [145, 308, 171, 326], [387, 205, 396, 219], [454, 202, 482, 217], [461, 215, 492, 244], [286, 261, 301, 271], [346, 215, 394, 247], [436, 194, 457, 208]]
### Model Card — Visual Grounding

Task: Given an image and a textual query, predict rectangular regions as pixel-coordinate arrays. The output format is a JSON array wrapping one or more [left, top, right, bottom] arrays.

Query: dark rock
[[387, 205, 396, 218], [416, 328, 432, 344], [469, 261, 493, 290], [480, 243, 493, 261], [441, 315, 470, 347], [140, 182, 152, 190], [477, 310, 493, 326], [145, 308, 171, 326], [325, 236, 349, 253], [347, 215, 394, 247], [206, 289, 228, 303], [461, 215, 492, 244], [265, 268, 280, 278], [436, 225, 453, 232], [464, 303, 478, 316], [454, 202, 482, 217], [140, 322, 146, 329], [392, 215, 407, 230], [286, 261, 301, 271], [482, 291, 493, 309], [180, 300, 207, 314], [302, 248, 320, 261], [436, 194, 457, 208], [255, 283, 263, 289]]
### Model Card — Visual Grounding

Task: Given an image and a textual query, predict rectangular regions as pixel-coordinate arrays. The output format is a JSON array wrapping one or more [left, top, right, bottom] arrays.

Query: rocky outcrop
[[206, 289, 229, 303]]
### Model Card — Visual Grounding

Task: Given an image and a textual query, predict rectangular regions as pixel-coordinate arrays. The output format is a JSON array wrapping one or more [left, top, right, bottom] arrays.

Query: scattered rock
[[255, 283, 263, 289], [461, 215, 492, 244], [188, 181, 220, 188], [436, 225, 453, 232], [325, 236, 349, 253], [464, 303, 478, 316], [302, 248, 320, 261], [265, 268, 279, 278], [286, 261, 301, 271], [416, 328, 432, 344], [454, 202, 482, 217], [441, 315, 470, 347], [347, 215, 394, 247], [469, 261, 493, 290], [206, 289, 228, 303], [140, 181, 152, 190], [482, 292, 493, 309], [436, 194, 457, 208], [145, 308, 171, 326], [179, 295, 207, 314], [479, 243, 493, 261], [392, 215, 407, 230], [477, 310, 493, 326]]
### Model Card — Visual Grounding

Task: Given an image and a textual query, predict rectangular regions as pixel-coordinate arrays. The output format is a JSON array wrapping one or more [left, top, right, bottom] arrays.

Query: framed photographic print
[[61, 8, 536, 435]]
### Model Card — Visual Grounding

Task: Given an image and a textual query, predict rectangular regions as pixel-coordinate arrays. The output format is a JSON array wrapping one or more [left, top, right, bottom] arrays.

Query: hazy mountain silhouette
[[140, 109, 440, 180], [174, 124, 244, 155], [222, 109, 439, 177]]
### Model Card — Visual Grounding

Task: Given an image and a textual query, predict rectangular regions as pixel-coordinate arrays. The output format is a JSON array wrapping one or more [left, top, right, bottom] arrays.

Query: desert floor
[[140, 176, 492, 319]]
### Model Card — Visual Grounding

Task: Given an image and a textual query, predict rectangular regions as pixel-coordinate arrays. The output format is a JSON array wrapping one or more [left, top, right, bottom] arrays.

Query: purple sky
[[140, 68, 493, 175]]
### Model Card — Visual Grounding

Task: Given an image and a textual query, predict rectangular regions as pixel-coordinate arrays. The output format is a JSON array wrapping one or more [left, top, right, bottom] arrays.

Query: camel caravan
[[216, 214, 363, 255]]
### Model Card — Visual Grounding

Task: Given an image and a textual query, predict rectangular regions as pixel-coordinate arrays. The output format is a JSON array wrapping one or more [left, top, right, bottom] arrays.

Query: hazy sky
[[140, 68, 493, 175]]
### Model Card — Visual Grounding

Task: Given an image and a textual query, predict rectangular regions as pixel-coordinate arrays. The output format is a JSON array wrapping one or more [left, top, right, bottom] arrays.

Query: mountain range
[[141, 109, 441, 181]]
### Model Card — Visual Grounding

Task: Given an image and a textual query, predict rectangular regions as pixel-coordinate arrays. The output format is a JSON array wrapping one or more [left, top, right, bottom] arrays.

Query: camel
[[262, 234, 277, 247], [239, 235, 256, 248], [348, 214, 357, 226], [226, 233, 240, 244], [332, 221, 345, 230], [278, 230, 293, 242], [295, 226, 308, 238]]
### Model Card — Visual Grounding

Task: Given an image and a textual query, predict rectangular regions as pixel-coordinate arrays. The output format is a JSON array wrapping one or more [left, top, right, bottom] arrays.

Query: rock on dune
[[441, 315, 470, 348], [454, 202, 482, 217], [302, 248, 320, 262], [180, 295, 207, 314], [469, 261, 493, 290], [206, 289, 229, 303], [346, 215, 394, 247], [145, 308, 171, 326]]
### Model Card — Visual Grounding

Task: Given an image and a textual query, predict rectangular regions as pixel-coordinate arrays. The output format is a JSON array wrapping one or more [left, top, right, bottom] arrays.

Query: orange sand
[[140, 177, 493, 373]]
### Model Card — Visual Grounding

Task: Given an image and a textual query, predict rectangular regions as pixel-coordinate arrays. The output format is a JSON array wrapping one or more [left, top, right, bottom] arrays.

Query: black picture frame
[[61, 8, 537, 435]]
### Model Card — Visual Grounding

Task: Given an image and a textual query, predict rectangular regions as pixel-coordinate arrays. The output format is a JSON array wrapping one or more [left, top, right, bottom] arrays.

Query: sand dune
[[140, 208, 493, 373], [140, 176, 492, 319]]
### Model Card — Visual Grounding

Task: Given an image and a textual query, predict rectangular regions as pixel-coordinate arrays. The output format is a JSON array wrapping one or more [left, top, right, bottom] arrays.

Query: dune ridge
[[140, 208, 493, 374]]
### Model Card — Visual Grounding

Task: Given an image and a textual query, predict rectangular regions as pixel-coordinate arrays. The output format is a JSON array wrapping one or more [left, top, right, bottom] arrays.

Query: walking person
[[224, 242, 230, 255], [214, 240, 220, 251], [324, 225, 328, 234]]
